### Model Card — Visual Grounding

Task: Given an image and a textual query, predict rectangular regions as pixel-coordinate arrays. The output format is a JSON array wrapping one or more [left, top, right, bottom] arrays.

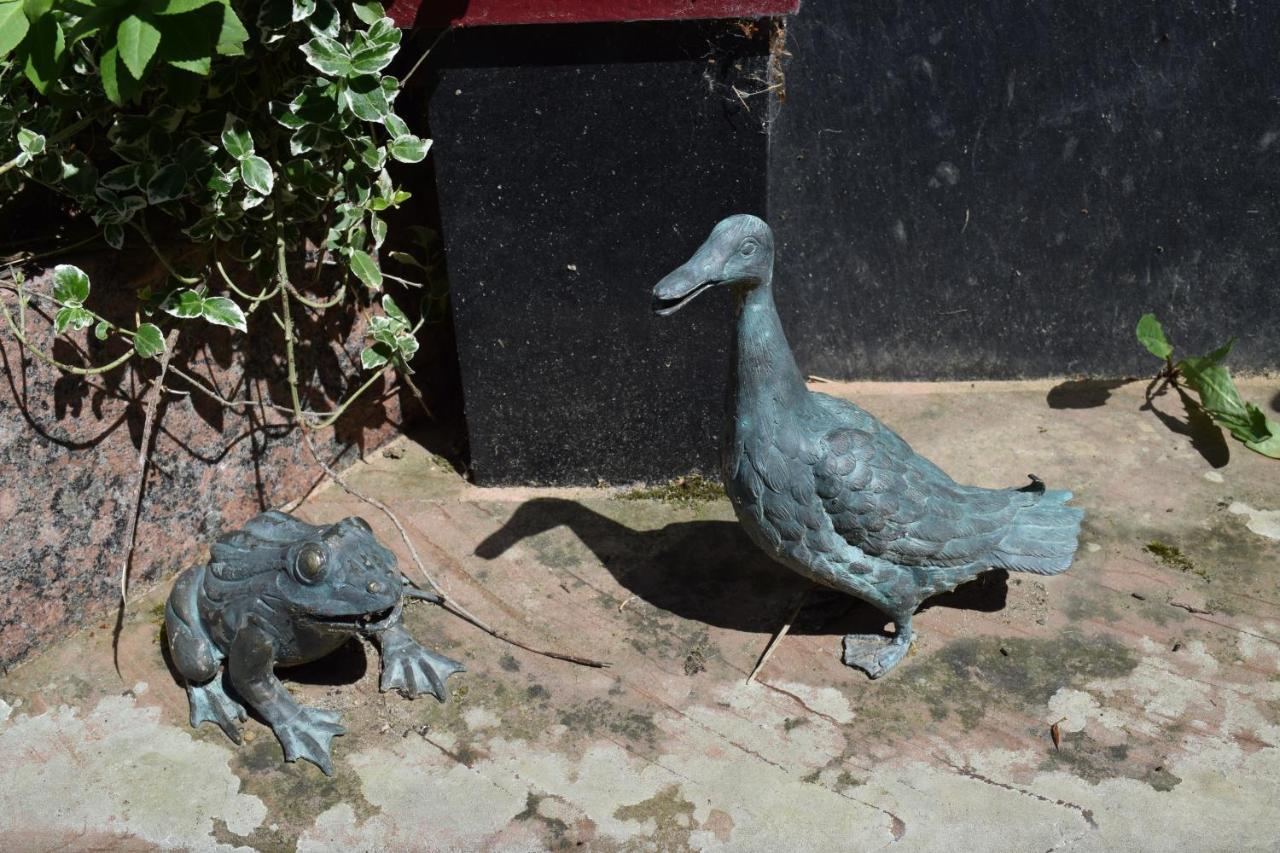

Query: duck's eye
[[740, 240, 757, 256], [295, 544, 328, 582]]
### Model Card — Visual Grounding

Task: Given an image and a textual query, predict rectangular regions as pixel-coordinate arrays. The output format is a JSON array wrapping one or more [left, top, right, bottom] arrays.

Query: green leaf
[[341, 74, 390, 121], [99, 41, 125, 103], [103, 223, 125, 249], [349, 39, 397, 75], [350, 0, 384, 25], [153, 0, 223, 14], [1135, 313, 1172, 360], [22, 13, 64, 92], [133, 322, 165, 358], [117, 14, 161, 79], [396, 333, 419, 359], [101, 164, 139, 189], [206, 166, 234, 195], [239, 154, 274, 195], [1242, 405, 1280, 459], [146, 162, 187, 203], [300, 34, 350, 76], [360, 344, 390, 370], [385, 113, 409, 138], [22, 0, 50, 22], [94, 320, 110, 341], [370, 212, 386, 248], [1178, 358, 1247, 421], [388, 135, 431, 163], [381, 293, 407, 325], [53, 306, 76, 334], [163, 288, 204, 318], [17, 126, 44, 157], [220, 116, 253, 158], [200, 296, 246, 331], [52, 264, 90, 304], [349, 249, 382, 290], [0, 1, 30, 59], [388, 250, 427, 271], [214, 3, 247, 55], [154, 3, 226, 75]]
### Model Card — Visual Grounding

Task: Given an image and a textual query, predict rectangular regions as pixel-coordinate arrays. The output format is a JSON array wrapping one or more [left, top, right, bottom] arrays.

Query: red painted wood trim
[[387, 0, 798, 29]]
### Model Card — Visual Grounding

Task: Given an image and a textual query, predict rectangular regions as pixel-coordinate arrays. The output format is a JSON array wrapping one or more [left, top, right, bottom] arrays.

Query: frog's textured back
[[209, 511, 321, 580]]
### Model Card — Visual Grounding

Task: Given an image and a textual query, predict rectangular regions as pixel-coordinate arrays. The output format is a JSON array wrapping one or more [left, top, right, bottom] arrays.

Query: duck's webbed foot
[[275, 707, 346, 775], [841, 620, 914, 679], [377, 625, 464, 701], [187, 677, 247, 742]]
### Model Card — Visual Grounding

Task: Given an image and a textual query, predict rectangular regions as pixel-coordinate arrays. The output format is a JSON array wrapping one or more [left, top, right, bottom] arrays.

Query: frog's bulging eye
[[349, 517, 372, 534], [296, 543, 328, 583]]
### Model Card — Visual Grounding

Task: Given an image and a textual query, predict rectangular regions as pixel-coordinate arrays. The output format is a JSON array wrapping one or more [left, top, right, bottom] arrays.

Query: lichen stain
[[613, 784, 698, 850]]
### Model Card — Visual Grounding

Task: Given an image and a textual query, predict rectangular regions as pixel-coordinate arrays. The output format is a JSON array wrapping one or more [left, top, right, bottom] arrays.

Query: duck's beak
[[652, 239, 724, 316]]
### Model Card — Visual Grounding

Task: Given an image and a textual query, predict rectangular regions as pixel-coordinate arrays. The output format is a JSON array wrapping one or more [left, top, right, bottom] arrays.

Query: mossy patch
[[617, 475, 726, 507], [1144, 541, 1207, 580], [614, 784, 696, 849], [1041, 730, 1182, 792], [221, 734, 381, 850], [559, 698, 658, 747], [859, 632, 1140, 732]]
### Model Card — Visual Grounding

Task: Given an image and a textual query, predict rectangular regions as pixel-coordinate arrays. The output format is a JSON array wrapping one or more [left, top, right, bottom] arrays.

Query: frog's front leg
[[375, 620, 464, 701], [165, 568, 246, 741], [228, 616, 346, 775]]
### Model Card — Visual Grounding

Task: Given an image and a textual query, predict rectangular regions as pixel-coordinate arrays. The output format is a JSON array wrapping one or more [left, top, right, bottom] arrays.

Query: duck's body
[[655, 215, 1082, 677]]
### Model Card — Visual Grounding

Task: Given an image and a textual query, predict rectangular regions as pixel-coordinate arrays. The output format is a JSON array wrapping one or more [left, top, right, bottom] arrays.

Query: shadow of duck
[[474, 497, 1009, 640]]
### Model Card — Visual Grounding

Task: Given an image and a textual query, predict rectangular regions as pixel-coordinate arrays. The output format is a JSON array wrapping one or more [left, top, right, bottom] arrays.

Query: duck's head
[[652, 214, 773, 316]]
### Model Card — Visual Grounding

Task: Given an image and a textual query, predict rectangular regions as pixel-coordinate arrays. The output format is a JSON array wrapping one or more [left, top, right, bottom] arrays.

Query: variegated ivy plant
[[0, 0, 436, 417]]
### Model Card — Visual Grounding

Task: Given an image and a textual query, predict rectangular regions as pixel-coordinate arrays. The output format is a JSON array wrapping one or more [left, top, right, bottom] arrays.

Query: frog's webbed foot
[[187, 678, 247, 742], [273, 706, 346, 775], [377, 626, 464, 701]]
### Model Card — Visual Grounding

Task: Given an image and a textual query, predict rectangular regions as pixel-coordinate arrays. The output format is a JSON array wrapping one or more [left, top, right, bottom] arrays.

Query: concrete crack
[[941, 758, 1097, 831]]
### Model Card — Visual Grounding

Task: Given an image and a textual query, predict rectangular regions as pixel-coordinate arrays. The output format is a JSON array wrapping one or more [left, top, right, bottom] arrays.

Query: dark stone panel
[[770, 0, 1280, 380], [426, 20, 772, 484]]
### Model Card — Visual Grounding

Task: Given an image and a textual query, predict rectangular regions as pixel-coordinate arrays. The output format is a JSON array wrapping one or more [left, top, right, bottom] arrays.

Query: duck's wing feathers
[[811, 411, 1082, 575]]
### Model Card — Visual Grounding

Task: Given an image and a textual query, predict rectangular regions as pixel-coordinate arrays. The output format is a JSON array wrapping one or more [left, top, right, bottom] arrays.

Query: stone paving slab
[[2, 378, 1278, 851]]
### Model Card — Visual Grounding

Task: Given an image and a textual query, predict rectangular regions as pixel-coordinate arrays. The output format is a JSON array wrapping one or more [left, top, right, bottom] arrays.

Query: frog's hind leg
[[375, 623, 464, 701], [165, 566, 246, 741]]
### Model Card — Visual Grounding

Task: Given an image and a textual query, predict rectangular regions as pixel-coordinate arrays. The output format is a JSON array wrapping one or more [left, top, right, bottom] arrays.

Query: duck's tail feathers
[[992, 489, 1083, 576]]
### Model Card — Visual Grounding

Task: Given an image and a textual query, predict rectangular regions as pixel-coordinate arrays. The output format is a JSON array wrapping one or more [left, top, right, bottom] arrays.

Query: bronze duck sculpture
[[652, 214, 1083, 678]]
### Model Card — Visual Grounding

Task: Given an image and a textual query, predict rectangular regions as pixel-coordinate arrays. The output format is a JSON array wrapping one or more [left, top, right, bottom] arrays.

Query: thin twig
[[120, 329, 180, 602], [747, 587, 809, 684], [401, 26, 455, 87], [299, 430, 608, 669]]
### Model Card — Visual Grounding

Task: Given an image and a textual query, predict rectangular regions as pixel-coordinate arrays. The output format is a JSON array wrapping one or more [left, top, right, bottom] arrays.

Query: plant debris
[[1050, 717, 1067, 751], [618, 474, 725, 506]]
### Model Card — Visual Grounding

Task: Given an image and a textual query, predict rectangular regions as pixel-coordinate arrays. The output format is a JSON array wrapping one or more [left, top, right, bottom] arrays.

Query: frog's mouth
[[309, 603, 399, 633]]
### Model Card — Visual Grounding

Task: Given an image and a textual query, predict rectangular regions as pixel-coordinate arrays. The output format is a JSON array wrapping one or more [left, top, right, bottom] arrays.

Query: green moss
[[559, 698, 658, 747], [1040, 730, 1182, 792], [859, 632, 1140, 733], [617, 474, 726, 506], [1144, 541, 1208, 580], [221, 734, 381, 851]]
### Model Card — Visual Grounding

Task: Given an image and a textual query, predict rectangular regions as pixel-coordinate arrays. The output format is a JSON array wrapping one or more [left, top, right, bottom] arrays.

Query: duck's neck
[[730, 278, 807, 415]]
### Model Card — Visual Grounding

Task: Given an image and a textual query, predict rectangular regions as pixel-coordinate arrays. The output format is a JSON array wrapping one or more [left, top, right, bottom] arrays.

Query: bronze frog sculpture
[[164, 510, 463, 774]]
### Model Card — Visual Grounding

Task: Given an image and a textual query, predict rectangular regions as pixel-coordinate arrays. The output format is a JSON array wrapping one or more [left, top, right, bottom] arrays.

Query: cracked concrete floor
[[2, 378, 1280, 852]]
